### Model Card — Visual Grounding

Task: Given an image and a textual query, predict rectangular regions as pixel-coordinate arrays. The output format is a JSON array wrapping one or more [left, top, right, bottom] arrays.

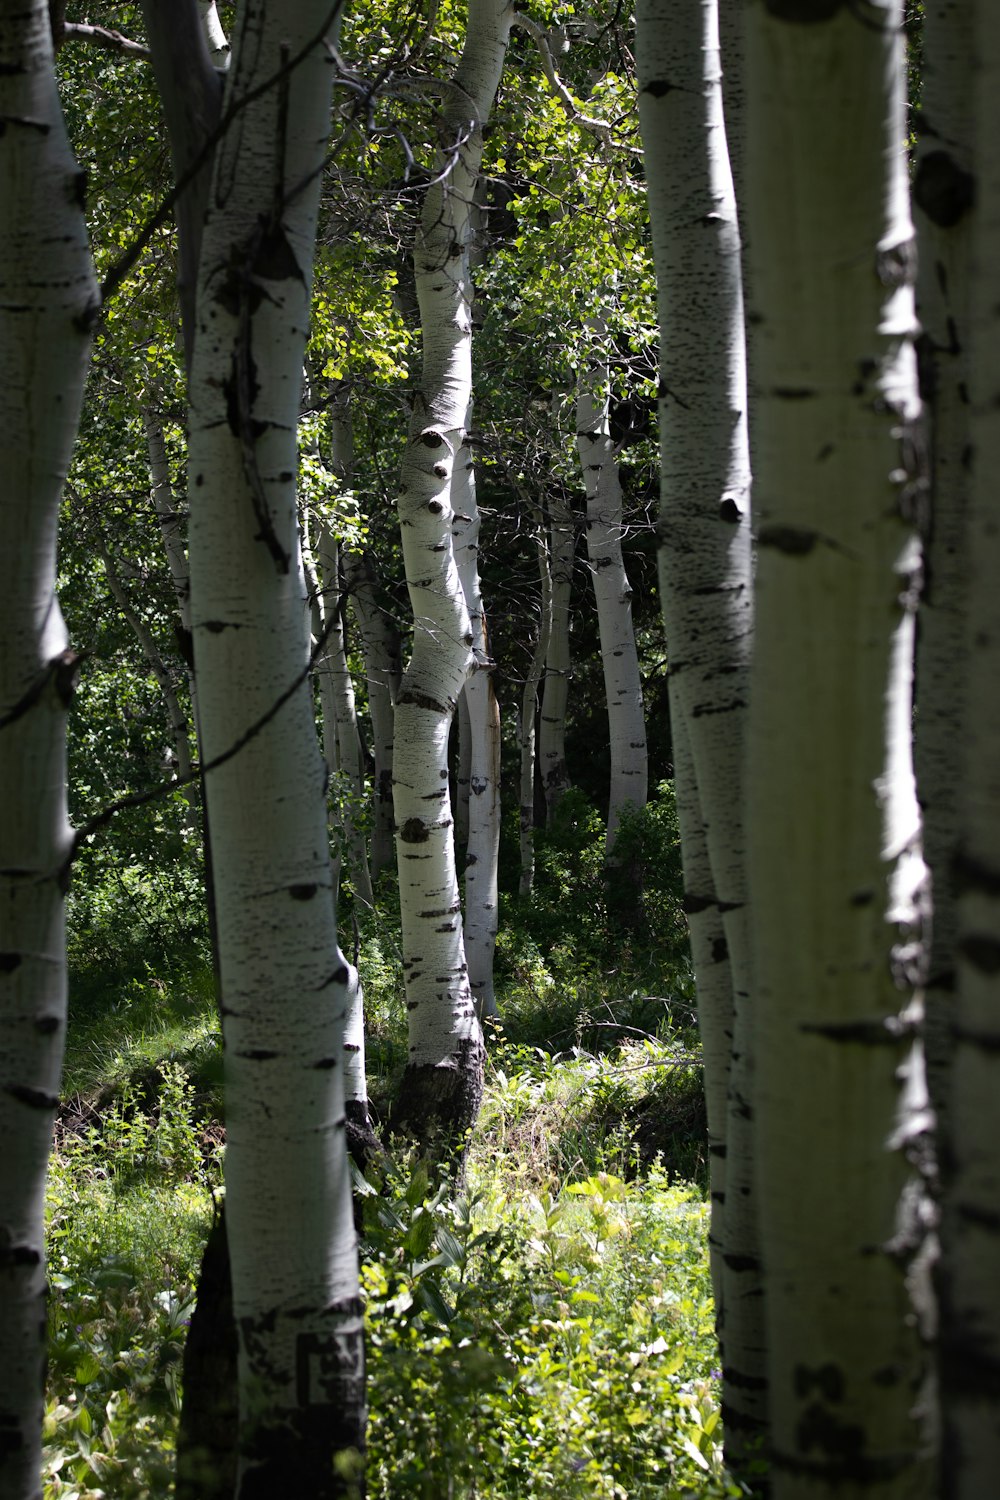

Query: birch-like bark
[[576, 321, 648, 852], [636, 0, 759, 1463], [390, 0, 513, 1138], [743, 3, 933, 1494], [141, 0, 222, 362], [198, 0, 230, 67], [343, 546, 400, 878], [454, 686, 472, 847], [181, 3, 364, 1489], [0, 4, 97, 1494], [453, 412, 501, 1020], [309, 394, 375, 911], [911, 1, 974, 1127], [301, 531, 376, 1167], [671, 715, 730, 1320], [938, 10, 1000, 1489], [519, 503, 553, 896], [313, 524, 374, 908], [538, 484, 574, 820]]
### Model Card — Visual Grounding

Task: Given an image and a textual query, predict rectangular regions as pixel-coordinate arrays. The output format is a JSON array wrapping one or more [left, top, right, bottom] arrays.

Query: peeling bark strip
[[743, 2, 934, 1495], [0, 3, 98, 1496], [160, 0, 365, 1490], [636, 0, 758, 1471], [391, 0, 514, 1139]]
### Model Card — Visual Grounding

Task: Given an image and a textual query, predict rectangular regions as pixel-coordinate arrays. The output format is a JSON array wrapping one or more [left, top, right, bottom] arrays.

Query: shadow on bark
[[175, 1106, 381, 1499], [388, 1037, 486, 1160]]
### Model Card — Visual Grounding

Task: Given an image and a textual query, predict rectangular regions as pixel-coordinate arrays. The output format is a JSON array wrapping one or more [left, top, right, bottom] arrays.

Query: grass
[[44, 976, 730, 1498], [43, 785, 739, 1497]]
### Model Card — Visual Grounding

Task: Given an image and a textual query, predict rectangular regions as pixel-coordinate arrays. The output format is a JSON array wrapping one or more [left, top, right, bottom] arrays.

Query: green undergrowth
[[44, 783, 734, 1496], [44, 1009, 726, 1498]]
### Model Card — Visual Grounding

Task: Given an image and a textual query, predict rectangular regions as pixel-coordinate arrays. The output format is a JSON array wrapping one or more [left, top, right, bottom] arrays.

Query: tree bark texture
[[518, 501, 553, 896], [538, 484, 574, 821], [0, 2, 98, 1494], [744, 4, 934, 1495], [937, 6, 1000, 1491], [576, 319, 648, 853], [343, 545, 400, 880], [182, 2, 365, 1491], [453, 409, 501, 1019], [636, 0, 759, 1467], [390, 0, 513, 1140], [911, 0, 974, 1129]]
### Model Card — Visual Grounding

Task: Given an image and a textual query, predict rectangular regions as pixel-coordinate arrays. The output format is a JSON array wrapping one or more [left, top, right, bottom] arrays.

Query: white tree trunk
[[538, 485, 574, 820], [390, 0, 513, 1137], [454, 686, 472, 847], [300, 529, 375, 1160], [636, 0, 759, 1463], [197, 0, 230, 67], [183, 3, 363, 1488], [453, 411, 501, 1019], [743, 4, 933, 1494], [576, 321, 648, 852], [308, 505, 374, 911], [671, 716, 730, 1318], [0, 3, 97, 1494], [911, 1, 974, 1126], [518, 503, 553, 896], [938, 8, 1000, 1488]]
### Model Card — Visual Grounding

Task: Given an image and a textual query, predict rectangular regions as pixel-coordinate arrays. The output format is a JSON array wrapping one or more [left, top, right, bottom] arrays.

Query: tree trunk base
[[389, 1041, 485, 1155], [175, 1207, 238, 1500]]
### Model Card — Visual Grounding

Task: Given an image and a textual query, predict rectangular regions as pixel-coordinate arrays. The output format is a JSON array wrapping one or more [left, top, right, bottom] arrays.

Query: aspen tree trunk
[[911, 1, 974, 1125], [390, 0, 513, 1138], [297, 499, 375, 1142], [636, 0, 760, 1466], [141, 0, 222, 362], [576, 321, 648, 852], [303, 528, 343, 791], [538, 485, 574, 821], [743, 3, 933, 1494], [718, 0, 747, 233], [312, 389, 379, 913], [343, 546, 400, 878], [937, 11, 1000, 1489], [0, 3, 97, 1494], [198, 0, 230, 67], [453, 411, 501, 1020], [310, 528, 373, 900], [454, 688, 472, 847], [182, 3, 364, 1489], [670, 717, 729, 1315], [518, 503, 553, 896]]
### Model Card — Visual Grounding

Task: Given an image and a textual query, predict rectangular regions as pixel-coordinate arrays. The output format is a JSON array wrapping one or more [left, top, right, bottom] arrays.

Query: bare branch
[[60, 21, 151, 59]]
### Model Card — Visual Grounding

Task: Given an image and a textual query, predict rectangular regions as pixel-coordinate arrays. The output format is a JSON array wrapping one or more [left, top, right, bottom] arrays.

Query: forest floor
[[46, 792, 746, 1497]]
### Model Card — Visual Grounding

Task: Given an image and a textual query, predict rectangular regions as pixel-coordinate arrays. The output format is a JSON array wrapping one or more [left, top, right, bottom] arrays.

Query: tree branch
[[58, 22, 151, 59], [140, 0, 223, 366]]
